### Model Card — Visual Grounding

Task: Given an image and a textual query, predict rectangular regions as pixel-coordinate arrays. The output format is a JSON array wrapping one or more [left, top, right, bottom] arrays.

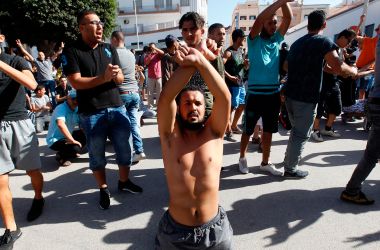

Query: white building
[[117, 0, 208, 49], [285, 0, 380, 45]]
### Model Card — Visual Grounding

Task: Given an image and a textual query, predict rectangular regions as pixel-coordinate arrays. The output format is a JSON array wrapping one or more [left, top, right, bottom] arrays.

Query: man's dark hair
[[307, 10, 326, 31], [175, 84, 205, 105], [232, 29, 246, 42], [337, 29, 356, 40], [179, 12, 205, 29], [143, 46, 149, 53], [208, 23, 224, 34], [77, 9, 97, 25], [111, 31, 124, 42]]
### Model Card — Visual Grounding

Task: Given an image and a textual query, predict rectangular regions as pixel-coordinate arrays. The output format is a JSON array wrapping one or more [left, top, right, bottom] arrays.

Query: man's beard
[[177, 114, 205, 131]]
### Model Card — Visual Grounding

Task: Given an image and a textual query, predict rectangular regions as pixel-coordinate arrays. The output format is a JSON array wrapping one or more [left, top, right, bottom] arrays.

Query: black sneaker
[[284, 169, 309, 179], [0, 228, 22, 250], [99, 188, 111, 210], [27, 198, 45, 222], [118, 179, 143, 194], [340, 190, 375, 205]]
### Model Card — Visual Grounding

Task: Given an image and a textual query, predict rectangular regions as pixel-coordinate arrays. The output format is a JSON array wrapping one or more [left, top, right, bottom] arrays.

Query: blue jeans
[[79, 106, 132, 171], [39, 80, 57, 108], [345, 103, 380, 194], [283, 97, 317, 173], [120, 92, 144, 154]]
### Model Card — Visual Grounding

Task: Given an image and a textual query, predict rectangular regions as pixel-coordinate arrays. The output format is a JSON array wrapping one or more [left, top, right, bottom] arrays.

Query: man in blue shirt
[[46, 90, 86, 166], [239, 0, 293, 176]]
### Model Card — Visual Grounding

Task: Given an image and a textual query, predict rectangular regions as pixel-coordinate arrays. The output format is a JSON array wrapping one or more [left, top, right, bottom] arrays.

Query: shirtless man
[[155, 47, 233, 249]]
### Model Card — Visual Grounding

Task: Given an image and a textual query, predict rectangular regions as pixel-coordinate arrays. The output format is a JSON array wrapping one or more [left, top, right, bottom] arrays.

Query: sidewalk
[[7, 117, 380, 249]]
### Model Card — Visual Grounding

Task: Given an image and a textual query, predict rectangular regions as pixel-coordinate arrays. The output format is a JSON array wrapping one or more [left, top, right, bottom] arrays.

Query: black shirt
[[62, 39, 123, 114], [55, 85, 72, 105], [0, 53, 30, 121], [285, 34, 338, 104]]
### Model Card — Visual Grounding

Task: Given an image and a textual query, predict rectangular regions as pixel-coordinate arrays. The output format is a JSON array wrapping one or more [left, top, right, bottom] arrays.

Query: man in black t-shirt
[[55, 76, 72, 105], [281, 10, 357, 178], [0, 29, 45, 249], [62, 10, 142, 210]]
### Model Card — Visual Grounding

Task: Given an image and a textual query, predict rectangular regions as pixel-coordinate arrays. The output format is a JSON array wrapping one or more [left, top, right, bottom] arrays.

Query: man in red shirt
[[144, 43, 165, 108]]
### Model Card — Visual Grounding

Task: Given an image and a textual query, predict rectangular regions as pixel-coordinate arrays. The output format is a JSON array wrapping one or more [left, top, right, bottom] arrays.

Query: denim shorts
[[79, 106, 132, 170], [229, 86, 246, 109]]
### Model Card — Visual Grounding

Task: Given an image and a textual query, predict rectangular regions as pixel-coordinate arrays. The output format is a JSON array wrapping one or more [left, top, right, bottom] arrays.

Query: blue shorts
[[357, 74, 374, 91], [79, 106, 132, 171], [229, 86, 246, 109]]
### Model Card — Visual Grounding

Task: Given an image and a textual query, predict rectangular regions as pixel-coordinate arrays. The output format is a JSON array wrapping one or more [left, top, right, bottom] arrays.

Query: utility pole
[[133, 0, 140, 50]]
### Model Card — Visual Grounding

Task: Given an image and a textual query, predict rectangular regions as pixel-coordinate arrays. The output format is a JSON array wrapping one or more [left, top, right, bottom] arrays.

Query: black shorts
[[317, 82, 342, 118], [242, 93, 281, 135]]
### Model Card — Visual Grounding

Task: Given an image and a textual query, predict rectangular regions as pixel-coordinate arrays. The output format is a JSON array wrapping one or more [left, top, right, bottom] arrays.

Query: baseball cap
[[165, 34, 178, 48]]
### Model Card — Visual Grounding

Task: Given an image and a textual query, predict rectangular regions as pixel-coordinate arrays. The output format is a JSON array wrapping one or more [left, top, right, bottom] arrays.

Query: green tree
[[0, 0, 117, 53]]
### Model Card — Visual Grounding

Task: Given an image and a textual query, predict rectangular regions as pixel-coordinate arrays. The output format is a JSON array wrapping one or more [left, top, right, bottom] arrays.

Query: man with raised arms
[[155, 47, 233, 249]]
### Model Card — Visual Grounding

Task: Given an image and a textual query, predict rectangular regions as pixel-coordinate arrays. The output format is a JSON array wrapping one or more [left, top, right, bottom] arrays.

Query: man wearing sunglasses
[[62, 10, 142, 210]]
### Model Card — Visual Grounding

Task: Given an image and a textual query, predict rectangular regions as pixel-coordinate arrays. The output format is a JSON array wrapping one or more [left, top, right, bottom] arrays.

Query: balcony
[[122, 20, 179, 36], [119, 4, 180, 15]]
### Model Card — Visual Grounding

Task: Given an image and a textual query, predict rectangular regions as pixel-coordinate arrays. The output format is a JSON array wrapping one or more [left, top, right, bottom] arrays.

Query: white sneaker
[[311, 131, 324, 142], [320, 129, 341, 138], [260, 163, 283, 176], [238, 158, 249, 174], [132, 152, 147, 163]]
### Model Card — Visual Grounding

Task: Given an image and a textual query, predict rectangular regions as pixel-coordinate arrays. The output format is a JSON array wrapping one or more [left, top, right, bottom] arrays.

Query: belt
[[120, 91, 138, 95], [368, 97, 380, 104]]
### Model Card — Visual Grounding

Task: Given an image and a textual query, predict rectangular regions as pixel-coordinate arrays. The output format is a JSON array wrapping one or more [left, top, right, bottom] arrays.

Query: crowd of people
[[0, 0, 379, 248]]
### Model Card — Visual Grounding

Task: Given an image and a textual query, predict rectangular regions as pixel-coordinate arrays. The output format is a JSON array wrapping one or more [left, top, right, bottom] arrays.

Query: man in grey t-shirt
[[111, 31, 146, 163]]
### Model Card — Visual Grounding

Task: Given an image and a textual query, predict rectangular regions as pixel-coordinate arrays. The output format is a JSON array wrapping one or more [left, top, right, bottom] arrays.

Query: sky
[[208, 0, 343, 27]]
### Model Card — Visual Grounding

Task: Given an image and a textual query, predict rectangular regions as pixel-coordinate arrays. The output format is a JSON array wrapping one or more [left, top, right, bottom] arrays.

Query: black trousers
[[49, 130, 86, 160]]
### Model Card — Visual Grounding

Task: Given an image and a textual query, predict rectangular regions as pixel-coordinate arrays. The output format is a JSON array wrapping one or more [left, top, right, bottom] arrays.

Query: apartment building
[[230, 0, 329, 36], [286, 0, 380, 45], [117, 0, 207, 49]]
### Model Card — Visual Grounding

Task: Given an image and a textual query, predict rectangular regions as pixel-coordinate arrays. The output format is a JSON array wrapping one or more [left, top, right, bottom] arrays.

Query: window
[[134, 0, 142, 9], [240, 16, 247, 21], [180, 0, 190, 6], [249, 15, 256, 20], [304, 14, 308, 20], [155, 0, 164, 8], [131, 42, 143, 46], [365, 24, 374, 37], [166, 0, 172, 7]]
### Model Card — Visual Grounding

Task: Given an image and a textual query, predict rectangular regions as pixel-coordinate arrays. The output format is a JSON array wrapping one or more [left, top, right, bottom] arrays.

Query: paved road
[[7, 116, 380, 249]]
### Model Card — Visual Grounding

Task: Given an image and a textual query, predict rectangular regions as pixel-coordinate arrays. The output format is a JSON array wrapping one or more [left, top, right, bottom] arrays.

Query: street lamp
[[133, 0, 140, 50]]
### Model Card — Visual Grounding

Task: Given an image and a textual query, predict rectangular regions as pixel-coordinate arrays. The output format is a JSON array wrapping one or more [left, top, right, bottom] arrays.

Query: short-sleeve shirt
[[62, 39, 123, 114], [35, 58, 54, 81], [31, 95, 50, 117], [285, 34, 338, 104], [144, 53, 162, 79], [356, 36, 378, 69], [55, 85, 71, 105], [116, 47, 138, 93], [247, 31, 284, 94], [0, 53, 30, 121], [46, 102, 79, 147]]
